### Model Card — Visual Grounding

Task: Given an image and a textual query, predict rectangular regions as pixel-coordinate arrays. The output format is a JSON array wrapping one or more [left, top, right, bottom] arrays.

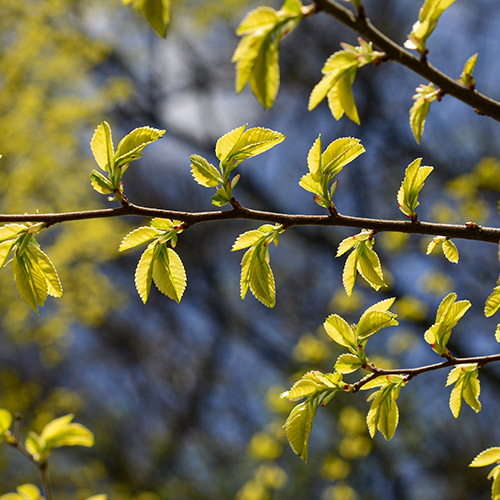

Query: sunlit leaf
[[324, 314, 356, 350], [115, 126, 165, 167], [460, 53, 477, 88], [152, 247, 187, 303], [125, 0, 170, 37], [40, 414, 94, 450], [190, 155, 222, 187], [250, 258, 275, 308], [90, 169, 114, 195], [283, 400, 316, 463], [119, 227, 161, 252], [442, 239, 459, 263], [27, 246, 63, 298], [470, 447, 500, 467], [91, 121, 114, 172], [232, 230, 264, 251], [485, 286, 500, 317], [12, 254, 48, 314], [342, 249, 357, 297], [357, 310, 398, 341], [134, 242, 156, 304], [335, 353, 363, 374], [0, 409, 12, 439]]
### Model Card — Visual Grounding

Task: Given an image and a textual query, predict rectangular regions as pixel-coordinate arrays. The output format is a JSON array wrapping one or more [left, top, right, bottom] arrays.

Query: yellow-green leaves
[[90, 121, 165, 201], [0, 223, 63, 314], [309, 39, 384, 124], [190, 124, 284, 206], [281, 371, 343, 462], [446, 364, 481, 418], [25, 414, 94, 463], [397, 158, 433, 219], [362, 375, 406, 440], [233, 0, 303, 108], [410, 83, 440, 143], [426, 236, 459, 263], [485, 281, 500, 317], [470, 447, 500, 500], [0, 409, 12, 442], [119, 219, 186, 304], [460, 53, 478, 89], [299, 135, 365, 209], [424, 293, 471, 357], [325, 298, 398, 364], [123, 0, 170, 37], [232, 224, 283, 308], [404, 0, 457, 55], [336, 230, 387, 296], [0, 484, 43, 500]]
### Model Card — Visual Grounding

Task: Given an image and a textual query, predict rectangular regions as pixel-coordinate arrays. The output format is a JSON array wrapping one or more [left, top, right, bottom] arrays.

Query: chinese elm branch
[[351, 352, 500, 393], [313, 0, 500, 122], [0, 202, 500, 243]]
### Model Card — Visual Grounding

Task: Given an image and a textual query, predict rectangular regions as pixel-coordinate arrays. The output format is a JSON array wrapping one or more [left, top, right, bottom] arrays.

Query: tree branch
[[3, 202, 500, 244], [313, 0, 500, 121], [351, 352, 500, 392]]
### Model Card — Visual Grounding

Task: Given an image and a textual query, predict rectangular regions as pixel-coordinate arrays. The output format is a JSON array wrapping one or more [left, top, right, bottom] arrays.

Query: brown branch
[[350, 352, 500, 392], [313, 0, 500, 122], [2, 202, 500, 244]]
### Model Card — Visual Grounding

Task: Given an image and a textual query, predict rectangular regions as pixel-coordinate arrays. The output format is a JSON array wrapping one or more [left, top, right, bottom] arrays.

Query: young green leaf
[[0, 484, 43, 500], [114, 126, 165, 167], [299, 135, 364, 208], [426, 236, 459, 263], [189, 155, 222, 187], [134, 242, 156, 304], [233, 224, 282, 308], [309, 39, 384, 123], [405, 0, 457, 54], [27, 246, 63, 298], [152, 246, 187, 303], [470, 447, 500, 468], [0, 409, 12, 440], [424, 293, 471, 356], [91, 121, 114, 172], [123, 0, 170, 37], [460, 53, 477, 89], [12, 254, 48, 314], [119, 227, 161, 252], [336, 231, 386, 296], [90, 169, 114, 195], [335, 353, 363, 374], [233, 1, 303, 108], [410, 83, 440, 143], [40, 413, 94, 450], [397, 158, 433, 219], [283, 400, 315, 462], [446, 364, 481, 418], [485, 285, 500, 317], [324, 314, 357, 352], [364, 376, 405, 440]]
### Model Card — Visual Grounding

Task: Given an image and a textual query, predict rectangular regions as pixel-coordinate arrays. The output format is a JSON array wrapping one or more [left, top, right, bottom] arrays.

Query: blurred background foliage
[[0, 0, 500, 499]]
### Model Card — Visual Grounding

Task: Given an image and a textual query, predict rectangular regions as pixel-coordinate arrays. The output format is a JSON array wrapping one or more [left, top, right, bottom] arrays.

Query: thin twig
[[313, 0, 500, 121], [1, 202, 499, 244], [351, 352, 500, 392]]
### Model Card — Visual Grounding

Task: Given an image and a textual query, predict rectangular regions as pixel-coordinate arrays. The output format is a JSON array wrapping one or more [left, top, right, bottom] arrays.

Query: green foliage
[[232, 224, 283, 308], [424, 293, 471, 357], [119, 219, 186, 304], [336, 230, 387, 296], [190, 124, 284, 206], [470, 447, 500, 500], [281, 371, 344, 462], [123, 0, 170, 37], [362, 375, 406, 440], [426, 236, 459, 263], [485, 283, 500, 317], [397, 158, 433, 219], [299, 136, 365, 209], [90, 122, 165, 202], [446, 364, 481, 418], [405, 0, 457, 55], [309, 39, 384, 124], [232, 0, 303, 108], [409, 83, 440, 143], [25, 414, 94, 463], [0, 223, 62, 314], [461, 53, 478, 89], [0, 484, 43, 500]]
